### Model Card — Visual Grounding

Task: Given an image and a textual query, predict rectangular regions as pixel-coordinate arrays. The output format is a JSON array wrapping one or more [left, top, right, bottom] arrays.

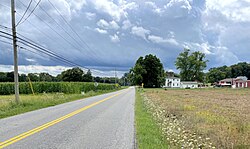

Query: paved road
[[0, 87, 135, 149]]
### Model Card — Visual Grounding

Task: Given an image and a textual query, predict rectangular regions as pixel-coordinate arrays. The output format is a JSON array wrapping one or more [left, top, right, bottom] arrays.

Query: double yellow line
[[0, 91, 123, 148]]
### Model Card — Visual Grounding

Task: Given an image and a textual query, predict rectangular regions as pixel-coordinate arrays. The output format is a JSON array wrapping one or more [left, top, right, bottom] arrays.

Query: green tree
[[19, 74, 27, 82], [61, 67, 84, 82], [28, 73, 39, 82], [39, 73, 53, 82], [0, 72, 7, 82], [83, 69, 93, 82], [175, 49, 207, 82], [129, 54, 165, 88]]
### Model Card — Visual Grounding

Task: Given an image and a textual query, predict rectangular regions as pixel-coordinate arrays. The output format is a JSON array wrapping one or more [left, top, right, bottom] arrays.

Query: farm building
[[219, 78, 235, 87], [219, 76, 250, 88], [180, 81, 198, 89], [232, 76, 250, 88], [164, 77, 180, 88]]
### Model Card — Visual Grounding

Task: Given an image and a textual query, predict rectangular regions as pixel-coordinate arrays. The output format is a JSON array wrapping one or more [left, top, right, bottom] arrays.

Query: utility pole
[[11, 0, 20, 103], [114, 68, 117, 84]]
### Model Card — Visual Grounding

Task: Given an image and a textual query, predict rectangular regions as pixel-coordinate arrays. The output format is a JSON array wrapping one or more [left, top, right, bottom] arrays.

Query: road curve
[[0, 87, 135, 149]]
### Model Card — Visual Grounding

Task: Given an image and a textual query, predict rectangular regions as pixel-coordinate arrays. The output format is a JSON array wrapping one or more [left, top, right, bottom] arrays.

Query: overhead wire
[[36, 0, 104, 65], [16, 0, 33, 26], [46, 0, 105, 62], [18, 0, 42, 26], [0, 29, 109, 76], [1, 2, 112, 76]]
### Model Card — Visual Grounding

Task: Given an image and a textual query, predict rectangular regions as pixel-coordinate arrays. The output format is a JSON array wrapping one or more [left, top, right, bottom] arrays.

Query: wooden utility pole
[[11, 0, 20, 103]]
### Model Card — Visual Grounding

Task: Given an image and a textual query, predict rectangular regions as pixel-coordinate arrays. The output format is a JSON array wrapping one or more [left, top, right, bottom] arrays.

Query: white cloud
[[166, 0, 192, 11], [182, 42, 212, 54], [109, 20, 120, 30], [109, 34, 120, 43], [148, 35, 179, 46], [25, 58, 36, 62], [97, 19, 120, 30], [145, 1, 164, 15], [95, 28, 108, 34], [205, 0, 250, 22], [97, 19, 109, 28], [122, 20, 132, 30], [85, 12, 96, 20], [131, 26, 151, 40], [91, 0, 138, 21]]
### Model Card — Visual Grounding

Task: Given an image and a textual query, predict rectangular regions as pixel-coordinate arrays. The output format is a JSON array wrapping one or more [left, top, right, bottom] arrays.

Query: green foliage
[[61, 67, 84, 82], [175, 49, 207, 82], [129, 54, 165, 88], [0, 82, 117, 95], [206, 62, 250, 83], [82, 69, 93, 82]]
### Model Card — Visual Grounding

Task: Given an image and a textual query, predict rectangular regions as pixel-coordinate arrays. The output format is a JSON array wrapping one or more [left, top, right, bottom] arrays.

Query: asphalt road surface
[[0, 87, 135, 149]]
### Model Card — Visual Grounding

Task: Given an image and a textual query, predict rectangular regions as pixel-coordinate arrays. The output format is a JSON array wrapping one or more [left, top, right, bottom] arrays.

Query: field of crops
[[140, 88, 250, 148], [0, 82, 117, 95]]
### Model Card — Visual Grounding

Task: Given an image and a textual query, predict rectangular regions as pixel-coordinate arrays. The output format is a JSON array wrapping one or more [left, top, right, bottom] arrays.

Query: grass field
[[0, 90, 117, 119], [141, 88, 250, 148], [135, 89, 169, 149]]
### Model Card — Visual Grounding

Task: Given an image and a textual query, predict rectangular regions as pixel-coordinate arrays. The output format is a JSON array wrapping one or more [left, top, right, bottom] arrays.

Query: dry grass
[[143, 88, 250, 148]]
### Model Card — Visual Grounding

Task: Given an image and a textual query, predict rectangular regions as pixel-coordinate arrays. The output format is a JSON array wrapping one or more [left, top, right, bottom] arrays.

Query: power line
[[47, 0, 105, 62], [0, 29, 110, 76], [37, 1, 104, 65], [0, 39, 13, 45], [18, 0, 41, 26], [16, 0, 33, 26]]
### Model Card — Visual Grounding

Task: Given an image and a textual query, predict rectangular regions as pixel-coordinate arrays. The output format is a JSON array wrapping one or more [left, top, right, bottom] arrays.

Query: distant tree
[[129, 54, 165, 88], [39, 73, 53, 82], [175, 49, 207, 82], [28, 73, 39, 82], [0, 72, 7, 82], [206, 68, 226, 83], [6, 72, 15, 82], [19, 74, 27, 82], [61, 67, 84, 82], [94, 76, 101, 82], [83, 69, 93, 82]]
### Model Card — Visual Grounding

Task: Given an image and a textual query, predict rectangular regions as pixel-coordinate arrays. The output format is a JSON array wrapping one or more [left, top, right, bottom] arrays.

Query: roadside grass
[[0, 90, 118, 119], [143, 88, 250, 148], [135, 88, 169, 149]]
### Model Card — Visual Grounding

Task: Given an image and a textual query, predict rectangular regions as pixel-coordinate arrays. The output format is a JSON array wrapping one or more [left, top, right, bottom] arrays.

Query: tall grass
[[0, 82, 117, 95]]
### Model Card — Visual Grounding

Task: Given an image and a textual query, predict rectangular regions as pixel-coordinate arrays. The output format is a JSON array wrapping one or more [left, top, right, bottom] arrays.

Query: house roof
[[166, 77, 180, 79], [220, 78, 235, 82], [181, 81, 198, 84]]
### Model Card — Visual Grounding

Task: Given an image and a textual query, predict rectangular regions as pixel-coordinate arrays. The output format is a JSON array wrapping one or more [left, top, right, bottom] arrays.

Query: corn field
[[0, 82, 118, 95]]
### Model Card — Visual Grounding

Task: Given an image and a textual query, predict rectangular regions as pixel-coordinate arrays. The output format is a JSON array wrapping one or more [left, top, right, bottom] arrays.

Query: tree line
[[0, 67, 122, 84], [206, 62, 250, 83]]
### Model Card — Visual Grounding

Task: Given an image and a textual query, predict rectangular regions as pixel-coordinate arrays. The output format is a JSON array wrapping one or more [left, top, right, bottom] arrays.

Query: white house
[[180, 81, 199, 89], [164, 77, 181, 88]]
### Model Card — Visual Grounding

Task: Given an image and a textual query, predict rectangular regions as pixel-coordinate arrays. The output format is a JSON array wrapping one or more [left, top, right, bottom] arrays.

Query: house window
[[173, 79, 175, 81], [173, 83, 175, 86]]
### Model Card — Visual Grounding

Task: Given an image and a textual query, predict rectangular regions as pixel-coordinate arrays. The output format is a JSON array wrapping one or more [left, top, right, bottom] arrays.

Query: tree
[[175, 49, 207, 82], [0, 72, 7, 82], [39, 73, 53, 82], [129, 54, 165, 88], [19, 74, 27, 82], [61, 67, 84, 82], [28, 73, 39, 81], [83, 69, 93, 82]]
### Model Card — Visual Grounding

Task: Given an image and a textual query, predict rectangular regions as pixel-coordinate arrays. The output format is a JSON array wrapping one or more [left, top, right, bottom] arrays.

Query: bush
[[0, 82, 118, 95]]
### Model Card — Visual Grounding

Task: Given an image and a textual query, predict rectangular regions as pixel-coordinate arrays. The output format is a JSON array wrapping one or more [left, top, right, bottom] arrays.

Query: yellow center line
[[0, 91, 125, 149]]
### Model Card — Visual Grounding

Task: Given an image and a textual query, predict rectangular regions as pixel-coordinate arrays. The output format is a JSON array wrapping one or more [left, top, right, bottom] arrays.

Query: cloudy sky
[[0, 0, 250, 77]]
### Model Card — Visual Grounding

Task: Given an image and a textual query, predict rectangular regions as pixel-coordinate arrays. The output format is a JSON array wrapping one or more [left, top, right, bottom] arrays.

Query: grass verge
[[0, 89, 118, 119], [135, 88, 169, 149]]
